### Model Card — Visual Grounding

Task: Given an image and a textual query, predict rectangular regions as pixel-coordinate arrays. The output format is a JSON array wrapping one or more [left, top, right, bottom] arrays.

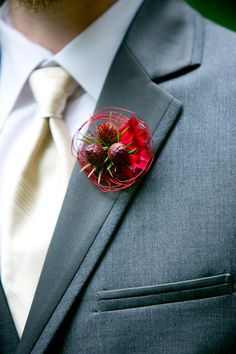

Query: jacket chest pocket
[[97, 273, 233, 312]]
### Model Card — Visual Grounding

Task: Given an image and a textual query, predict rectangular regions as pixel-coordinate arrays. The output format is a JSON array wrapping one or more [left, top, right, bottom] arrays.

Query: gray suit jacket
[[0, 0, 235, 353]]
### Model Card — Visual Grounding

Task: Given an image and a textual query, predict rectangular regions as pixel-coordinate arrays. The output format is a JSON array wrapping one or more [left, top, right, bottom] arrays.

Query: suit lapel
[[17, 1, 204, 353]]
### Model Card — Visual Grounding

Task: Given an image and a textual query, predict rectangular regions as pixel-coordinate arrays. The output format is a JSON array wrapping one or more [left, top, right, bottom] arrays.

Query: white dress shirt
[[0, 0, 144, 334]]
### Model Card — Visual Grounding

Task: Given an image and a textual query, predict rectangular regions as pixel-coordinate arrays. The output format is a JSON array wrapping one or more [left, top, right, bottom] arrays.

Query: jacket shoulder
[[203, 17, 236, 60]]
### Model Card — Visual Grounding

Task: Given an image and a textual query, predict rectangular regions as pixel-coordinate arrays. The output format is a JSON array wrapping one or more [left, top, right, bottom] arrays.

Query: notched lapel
[[17, 1, 204, 352], [18, 42, 182, 354]]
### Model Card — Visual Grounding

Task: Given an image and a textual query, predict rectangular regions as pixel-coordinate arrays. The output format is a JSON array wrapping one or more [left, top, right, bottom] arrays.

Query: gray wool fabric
[[0, 0, 236, 353]]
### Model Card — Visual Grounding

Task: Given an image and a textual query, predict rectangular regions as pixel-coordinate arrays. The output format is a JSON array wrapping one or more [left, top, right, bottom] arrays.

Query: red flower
[[119, 116, 152, 175], [72, 108, 154, 192]]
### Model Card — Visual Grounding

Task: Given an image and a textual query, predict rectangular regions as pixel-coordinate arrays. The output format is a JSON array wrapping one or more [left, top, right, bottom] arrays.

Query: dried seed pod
[[85, 143, 106, 165], [96, 122, 119, 145], [108, 143, 129, 164]]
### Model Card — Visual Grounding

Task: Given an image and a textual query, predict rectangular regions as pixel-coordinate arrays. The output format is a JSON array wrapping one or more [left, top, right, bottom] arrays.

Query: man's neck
[[9, 0, 117, 53]]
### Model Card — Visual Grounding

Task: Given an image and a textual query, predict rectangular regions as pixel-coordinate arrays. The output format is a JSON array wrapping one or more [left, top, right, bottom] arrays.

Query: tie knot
[[29, 66, 78, 119]]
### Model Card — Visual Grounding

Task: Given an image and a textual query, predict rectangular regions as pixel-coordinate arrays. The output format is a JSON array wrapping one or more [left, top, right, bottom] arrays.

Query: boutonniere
[[73, 107, 154, 192]]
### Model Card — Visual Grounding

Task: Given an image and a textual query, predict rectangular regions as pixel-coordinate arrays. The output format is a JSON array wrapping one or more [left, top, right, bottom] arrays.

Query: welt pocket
[[97, 273, 233, 312]]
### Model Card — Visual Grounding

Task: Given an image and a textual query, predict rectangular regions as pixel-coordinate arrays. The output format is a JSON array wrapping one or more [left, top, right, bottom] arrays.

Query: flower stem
[[80, 162, 92, 173], [88, 166, 96, 178], [98, 168, 104, 184], [119, 126, 130, 136]]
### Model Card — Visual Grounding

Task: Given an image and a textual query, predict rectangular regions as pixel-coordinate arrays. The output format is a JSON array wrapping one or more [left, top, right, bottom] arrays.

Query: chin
[[10, 0, 62, 11]]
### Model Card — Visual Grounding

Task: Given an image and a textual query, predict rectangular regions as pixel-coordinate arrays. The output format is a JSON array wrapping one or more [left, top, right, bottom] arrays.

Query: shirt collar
[[54, 0, 144, 101], [0, 2, 52, 123], [0, 0, 143, 125]]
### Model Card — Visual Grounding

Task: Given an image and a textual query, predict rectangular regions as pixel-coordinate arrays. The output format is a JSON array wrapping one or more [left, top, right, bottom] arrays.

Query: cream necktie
[[1, 66, 77, 336]]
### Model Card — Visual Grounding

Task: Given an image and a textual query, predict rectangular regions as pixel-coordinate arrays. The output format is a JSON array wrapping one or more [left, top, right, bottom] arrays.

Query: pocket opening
[[97, 273, 233, 312]]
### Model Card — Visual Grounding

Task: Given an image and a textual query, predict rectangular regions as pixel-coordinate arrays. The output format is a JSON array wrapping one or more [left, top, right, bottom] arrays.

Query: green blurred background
[[187, 0, 236, 31], [0, 0, 235, 31]]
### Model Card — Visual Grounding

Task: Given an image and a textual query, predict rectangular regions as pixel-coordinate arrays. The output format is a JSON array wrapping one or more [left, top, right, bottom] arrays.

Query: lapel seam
[[123, 41, 152, 82], [154, 96, 175, 132], [191, 8, 198, 62], [191, 10, 205, 66], [122, 41, 181, 125], [124, 5, 204, 82], [122, 41, 180, 127]]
